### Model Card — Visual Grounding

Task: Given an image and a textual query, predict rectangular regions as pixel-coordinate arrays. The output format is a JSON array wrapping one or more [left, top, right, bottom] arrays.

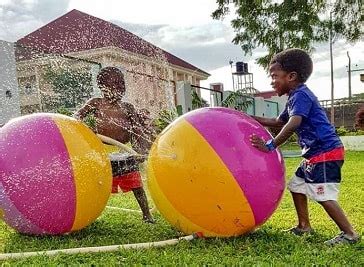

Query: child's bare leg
[[291, 192, 312, 230], [319, 200, 357, 237], [132, 187, 155, 223]]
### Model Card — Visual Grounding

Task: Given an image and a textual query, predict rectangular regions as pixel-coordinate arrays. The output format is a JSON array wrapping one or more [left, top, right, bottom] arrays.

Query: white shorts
[[287, 175, 340, 201], [287, 160, 343, 202]]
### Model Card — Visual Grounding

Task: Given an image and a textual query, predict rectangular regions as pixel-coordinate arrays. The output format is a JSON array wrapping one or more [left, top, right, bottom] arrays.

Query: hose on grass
[[0, 135, 190, 260], [105, 206, 157, 213], [0, 198, 169, 261], [0, 234, 202, 261]]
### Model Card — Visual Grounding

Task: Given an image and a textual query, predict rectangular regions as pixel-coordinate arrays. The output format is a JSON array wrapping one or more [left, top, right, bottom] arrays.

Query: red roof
[[17, 9, 209, 76], [254, 90, 277, 99]]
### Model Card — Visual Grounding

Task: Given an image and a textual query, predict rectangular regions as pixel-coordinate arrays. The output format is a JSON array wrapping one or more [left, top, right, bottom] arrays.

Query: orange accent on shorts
[[112, 171, 142, 193], [308, 147, 345, 164]]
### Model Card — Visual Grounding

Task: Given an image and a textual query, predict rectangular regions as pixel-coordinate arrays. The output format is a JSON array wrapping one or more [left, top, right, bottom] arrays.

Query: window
[[24, 83, 32, 94], [5, 90, 12, 98]]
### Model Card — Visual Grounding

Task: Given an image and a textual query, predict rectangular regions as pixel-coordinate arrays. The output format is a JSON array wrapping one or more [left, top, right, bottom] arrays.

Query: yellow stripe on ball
[[148, 119, 255, 236], [54, 117, 112, 231]]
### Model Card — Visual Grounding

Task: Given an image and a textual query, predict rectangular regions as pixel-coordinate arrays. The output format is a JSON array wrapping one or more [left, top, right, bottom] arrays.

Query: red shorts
[[307, 147, 345, 164], [112, 171, 143, 193]]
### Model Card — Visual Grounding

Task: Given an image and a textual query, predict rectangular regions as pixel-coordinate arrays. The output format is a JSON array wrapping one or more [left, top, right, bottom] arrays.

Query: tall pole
[[229, 60, 235, 91], [329, 11, 335, 125], [347, 51, 352, 100]]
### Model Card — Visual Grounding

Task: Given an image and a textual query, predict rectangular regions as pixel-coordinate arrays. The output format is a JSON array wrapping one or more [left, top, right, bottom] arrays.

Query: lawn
[[1, 151, 363, 265]]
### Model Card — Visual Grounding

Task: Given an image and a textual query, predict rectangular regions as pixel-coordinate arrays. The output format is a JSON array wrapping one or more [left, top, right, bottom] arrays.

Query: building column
[[34, 66, 43, 111]]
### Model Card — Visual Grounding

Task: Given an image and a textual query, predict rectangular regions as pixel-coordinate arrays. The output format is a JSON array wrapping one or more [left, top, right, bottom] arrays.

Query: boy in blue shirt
[[250, 48, 360, 245]]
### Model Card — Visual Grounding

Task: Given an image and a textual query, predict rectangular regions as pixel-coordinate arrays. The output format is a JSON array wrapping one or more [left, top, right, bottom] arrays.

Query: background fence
[[320, 98, 364, 129]]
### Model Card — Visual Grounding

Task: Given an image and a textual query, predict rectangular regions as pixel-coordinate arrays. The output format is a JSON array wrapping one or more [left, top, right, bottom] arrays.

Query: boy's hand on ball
[[250, 134, 269, 152]]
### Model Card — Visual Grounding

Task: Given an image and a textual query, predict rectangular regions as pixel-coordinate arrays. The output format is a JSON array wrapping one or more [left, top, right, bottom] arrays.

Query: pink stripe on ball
[[185, 108, 285, 225], [0, 182, 45, 234], [0, 114, 76, 234]]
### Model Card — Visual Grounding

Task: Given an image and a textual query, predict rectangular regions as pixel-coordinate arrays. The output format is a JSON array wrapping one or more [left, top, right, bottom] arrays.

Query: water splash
[[0, 11, 209, 164]]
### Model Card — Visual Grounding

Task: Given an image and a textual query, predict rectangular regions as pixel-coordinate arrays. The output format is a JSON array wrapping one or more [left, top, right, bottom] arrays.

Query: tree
[[353, 93, 364, 99], [191, 90, 208, 109], [221, 87, 258, 111], [43, 66, 93, 110], [212, 0, 363, 69]]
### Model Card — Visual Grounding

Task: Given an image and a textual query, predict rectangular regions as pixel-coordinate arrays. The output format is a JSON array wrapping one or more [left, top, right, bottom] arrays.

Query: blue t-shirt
[[278, 84, 342, 158]]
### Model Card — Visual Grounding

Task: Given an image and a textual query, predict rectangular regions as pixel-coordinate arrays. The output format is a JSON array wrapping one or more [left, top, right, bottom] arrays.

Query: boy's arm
[[126, 104, 153, 155], [74, 98, 98, 120], [250, 115, 302, 152], [251, 115, 286, 128], [273, 115, 301, 147]]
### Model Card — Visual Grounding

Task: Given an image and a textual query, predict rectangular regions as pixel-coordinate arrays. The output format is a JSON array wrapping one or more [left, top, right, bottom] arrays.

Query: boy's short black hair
[[97, 67, 124, 85], [270, 48, 313, 83]]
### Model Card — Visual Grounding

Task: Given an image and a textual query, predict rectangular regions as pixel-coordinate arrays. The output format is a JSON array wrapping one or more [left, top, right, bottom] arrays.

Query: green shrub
[[354, 129, 364, 136], [153, 108, 179, 134], [336, 126, 364, 136], [343, 129, 364, 136], [83, 114, 97, 131], [336, 126, 349, 136], [56, 106, 73, 116]]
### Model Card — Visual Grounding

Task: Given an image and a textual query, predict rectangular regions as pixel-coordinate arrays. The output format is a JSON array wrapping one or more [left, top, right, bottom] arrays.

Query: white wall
[[255, 95, 288, 118], [0, 40, 20, 126], [340, 136, 364, 151], [254, 97, 265, 117], [176, 81, 192, 113], [270, 95, 288, 114]]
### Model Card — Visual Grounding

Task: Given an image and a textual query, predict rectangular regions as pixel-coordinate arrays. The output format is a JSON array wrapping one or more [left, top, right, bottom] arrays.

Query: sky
[[0, 0, 363, 100]]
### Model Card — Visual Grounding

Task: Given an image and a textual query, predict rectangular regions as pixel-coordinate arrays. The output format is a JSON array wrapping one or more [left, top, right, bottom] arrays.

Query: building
[[0, 40, 21, 126], [15, 9, 209, 115]]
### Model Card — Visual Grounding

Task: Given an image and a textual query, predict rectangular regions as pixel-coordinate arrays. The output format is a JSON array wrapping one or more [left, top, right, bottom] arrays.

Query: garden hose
[[0, 233, 202, 261], [97, 134, 140, 156], [0, 135, 181, 261], [105, 206, 156, 213]]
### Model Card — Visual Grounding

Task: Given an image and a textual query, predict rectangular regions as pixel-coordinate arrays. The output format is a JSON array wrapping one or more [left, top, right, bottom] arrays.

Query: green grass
[[280, 142, 301, 151], [1, 152, 363, 265]]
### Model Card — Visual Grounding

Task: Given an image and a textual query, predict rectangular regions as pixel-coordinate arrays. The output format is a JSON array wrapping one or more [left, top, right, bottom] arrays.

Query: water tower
[[230, 61, 254, 92]]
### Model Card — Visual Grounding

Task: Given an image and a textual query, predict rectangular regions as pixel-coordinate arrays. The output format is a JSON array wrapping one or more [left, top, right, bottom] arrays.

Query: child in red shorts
[[109, 153, 154, 222], [75, 67, 154, 223]]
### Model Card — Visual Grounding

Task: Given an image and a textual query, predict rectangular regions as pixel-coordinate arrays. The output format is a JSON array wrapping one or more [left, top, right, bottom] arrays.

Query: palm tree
[[221, 87, 259, 111]]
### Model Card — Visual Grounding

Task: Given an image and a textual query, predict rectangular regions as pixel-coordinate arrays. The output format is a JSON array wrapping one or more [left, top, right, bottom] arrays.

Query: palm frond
[[222, 89, 255, 111]]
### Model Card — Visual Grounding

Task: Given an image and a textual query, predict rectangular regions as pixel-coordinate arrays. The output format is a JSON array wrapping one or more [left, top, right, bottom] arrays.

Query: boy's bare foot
[[143, 216, 156, 224]]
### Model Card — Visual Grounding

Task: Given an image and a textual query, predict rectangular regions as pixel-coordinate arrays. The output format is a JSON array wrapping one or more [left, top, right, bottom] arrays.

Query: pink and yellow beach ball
[[0, 113, 112, 235], [148, 107, 285, 237]]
